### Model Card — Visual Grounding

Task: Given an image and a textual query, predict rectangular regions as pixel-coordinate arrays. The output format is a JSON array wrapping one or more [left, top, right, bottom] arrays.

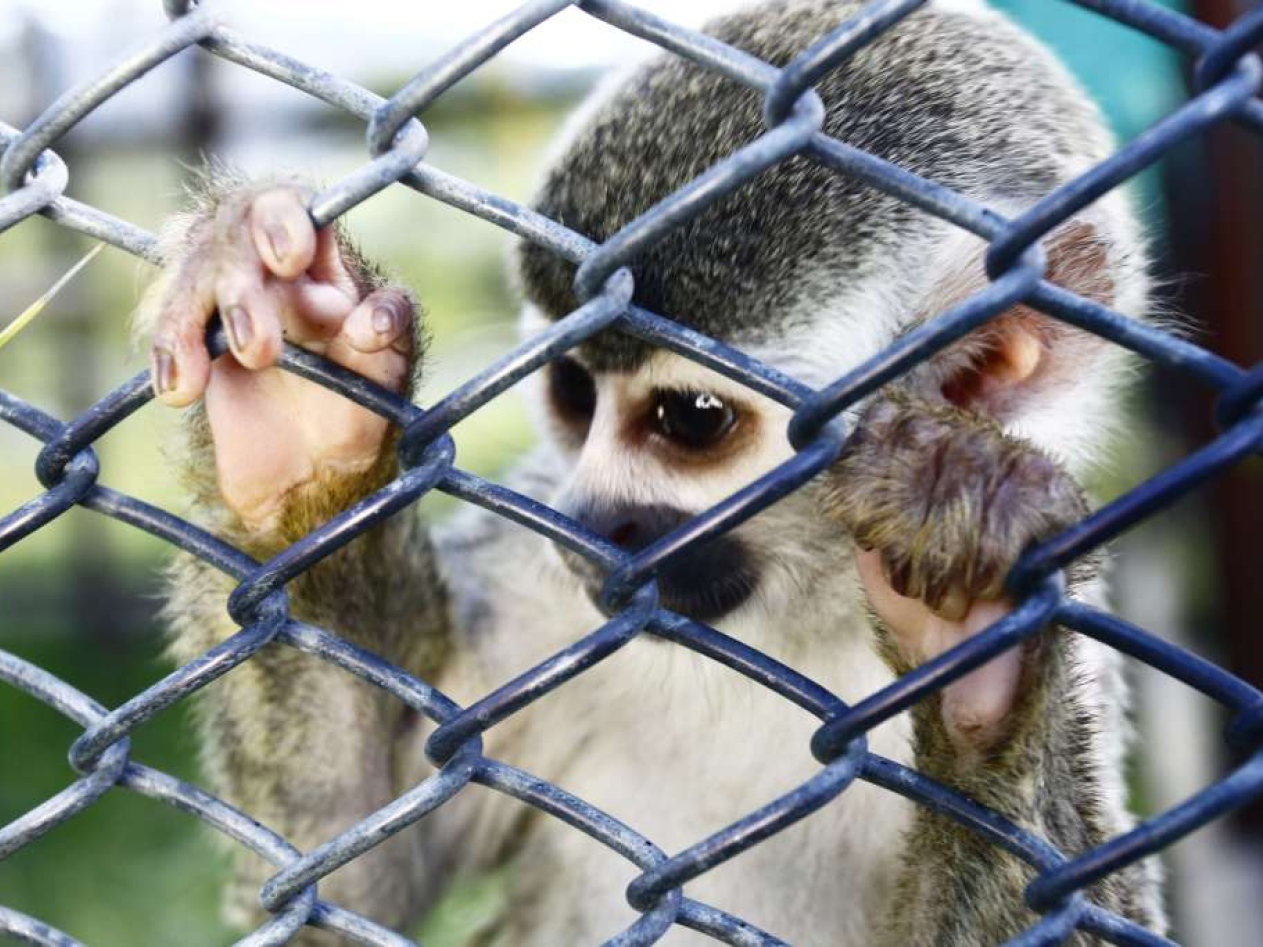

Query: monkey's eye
[[652, 390, 737, 449], [548, 356, 597, 424]]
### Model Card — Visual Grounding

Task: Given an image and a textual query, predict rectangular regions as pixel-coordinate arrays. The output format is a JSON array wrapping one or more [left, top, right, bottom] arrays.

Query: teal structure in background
[[993, 0, 1192, 238]]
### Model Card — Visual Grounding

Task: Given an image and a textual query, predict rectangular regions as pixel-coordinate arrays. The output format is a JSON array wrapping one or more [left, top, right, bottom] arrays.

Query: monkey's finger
[[275, 226, 362, 342], [151, 310, 213, 407], [307, 221, 359, 298], [341, 289, 415, 355], [212, 194, 310, 370], [208, 192, 274, 340], [248, 188, 318, 281], [326, 327, 411, 396], [855, 550, 933, 661], [150, 225, 218, 406], [214, 273, 284, 372], [286, 276, 361, 339], [937, 600, 1026, 753]]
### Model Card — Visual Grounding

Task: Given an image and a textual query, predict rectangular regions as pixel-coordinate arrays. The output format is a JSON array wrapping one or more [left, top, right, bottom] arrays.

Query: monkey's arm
[[164, 506, 447, 939], [827, 393, 1162, 944], [139, 181, 452, 939]]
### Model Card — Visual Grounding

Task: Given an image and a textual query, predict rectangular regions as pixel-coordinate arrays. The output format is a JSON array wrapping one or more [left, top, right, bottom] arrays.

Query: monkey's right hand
[[145, 185, 416, 534], [827, 391, 1088, 767]]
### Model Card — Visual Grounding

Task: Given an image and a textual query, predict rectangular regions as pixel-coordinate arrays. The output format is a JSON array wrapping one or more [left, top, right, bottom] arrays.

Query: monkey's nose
[[558, 499, 758, 621], [608, 521, 639, 549], [567, 501, 687, 554]]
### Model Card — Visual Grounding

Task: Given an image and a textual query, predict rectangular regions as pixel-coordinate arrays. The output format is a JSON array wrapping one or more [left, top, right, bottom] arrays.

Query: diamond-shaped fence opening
[[2, 0, 1263, 944]]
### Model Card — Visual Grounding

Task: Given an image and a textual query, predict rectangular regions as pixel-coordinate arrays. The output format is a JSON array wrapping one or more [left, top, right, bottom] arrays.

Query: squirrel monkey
[[137, 0, 1163, 942]]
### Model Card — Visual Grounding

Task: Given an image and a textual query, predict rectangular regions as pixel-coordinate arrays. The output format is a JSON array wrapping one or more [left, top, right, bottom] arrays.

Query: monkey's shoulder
[[433, 447, 584, 643]]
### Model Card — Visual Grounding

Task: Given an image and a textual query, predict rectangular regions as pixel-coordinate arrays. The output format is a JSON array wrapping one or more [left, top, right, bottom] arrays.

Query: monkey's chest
[[463, 570, 916, 945]]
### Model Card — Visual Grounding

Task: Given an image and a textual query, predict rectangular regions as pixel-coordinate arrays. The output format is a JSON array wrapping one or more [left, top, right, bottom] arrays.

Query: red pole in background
[[1172, 0, 1263, 828]]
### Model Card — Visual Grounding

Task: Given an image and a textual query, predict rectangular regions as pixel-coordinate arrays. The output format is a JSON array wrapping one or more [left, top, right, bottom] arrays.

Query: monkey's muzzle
[[558, 501, 760, 622]]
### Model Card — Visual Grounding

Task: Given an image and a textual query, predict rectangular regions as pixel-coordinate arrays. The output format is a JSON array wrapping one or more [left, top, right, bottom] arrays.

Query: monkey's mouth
[[562, 535, 760, 623]]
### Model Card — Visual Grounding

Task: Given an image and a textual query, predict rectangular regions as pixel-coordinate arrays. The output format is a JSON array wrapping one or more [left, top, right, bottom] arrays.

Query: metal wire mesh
[[3, 0, 1263, 944]]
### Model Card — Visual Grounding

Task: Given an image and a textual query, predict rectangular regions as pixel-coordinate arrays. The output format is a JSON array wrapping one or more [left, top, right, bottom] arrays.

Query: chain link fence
[[3, 0, 1263, 944]]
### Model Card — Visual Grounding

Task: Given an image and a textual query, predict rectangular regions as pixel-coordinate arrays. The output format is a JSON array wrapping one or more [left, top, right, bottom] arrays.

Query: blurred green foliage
[[0, 634, 230, 945]]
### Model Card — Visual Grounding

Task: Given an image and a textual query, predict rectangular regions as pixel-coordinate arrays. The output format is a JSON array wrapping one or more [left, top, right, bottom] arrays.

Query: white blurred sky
[[0, 0, 752, 140], [0, 0, 741, 75]]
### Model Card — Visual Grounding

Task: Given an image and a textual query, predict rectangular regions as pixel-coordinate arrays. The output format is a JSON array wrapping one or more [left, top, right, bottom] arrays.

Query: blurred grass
[[0, 631, 231, 945]]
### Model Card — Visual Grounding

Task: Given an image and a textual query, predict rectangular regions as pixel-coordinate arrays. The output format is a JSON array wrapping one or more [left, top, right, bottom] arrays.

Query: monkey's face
[[534, 341, 840, 624]]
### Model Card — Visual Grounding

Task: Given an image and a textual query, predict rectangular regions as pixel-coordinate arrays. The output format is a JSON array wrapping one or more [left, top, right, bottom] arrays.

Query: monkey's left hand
[[828, 391, 1088, 761]]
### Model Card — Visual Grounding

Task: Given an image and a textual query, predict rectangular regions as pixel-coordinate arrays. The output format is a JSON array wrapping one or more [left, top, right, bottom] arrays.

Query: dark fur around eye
[[652, 389, 737, 450], [548, 357, 597, 426]]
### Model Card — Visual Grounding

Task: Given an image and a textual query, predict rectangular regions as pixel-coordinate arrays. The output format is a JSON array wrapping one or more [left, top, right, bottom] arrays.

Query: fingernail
[[372, 306, 396, 335], [152, 347, 177, 396], [265, 223, 291, 263], [224, 305, 253, 351]]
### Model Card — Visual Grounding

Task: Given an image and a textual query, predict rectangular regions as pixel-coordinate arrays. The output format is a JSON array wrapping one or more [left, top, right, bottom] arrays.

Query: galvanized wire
[[3, 1, 1263, 944]]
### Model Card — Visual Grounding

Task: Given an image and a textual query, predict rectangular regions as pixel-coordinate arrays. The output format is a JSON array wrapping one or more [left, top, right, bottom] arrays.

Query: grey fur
[[517, 0, 1109, 370]]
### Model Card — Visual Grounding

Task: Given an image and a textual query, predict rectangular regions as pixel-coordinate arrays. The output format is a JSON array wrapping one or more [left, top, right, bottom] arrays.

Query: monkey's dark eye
[[548, 356, 597, 423], [652, 390, 737, 450]]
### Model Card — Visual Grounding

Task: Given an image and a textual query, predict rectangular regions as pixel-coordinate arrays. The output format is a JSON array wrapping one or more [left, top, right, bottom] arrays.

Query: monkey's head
[[515, 0, 1147, 627]]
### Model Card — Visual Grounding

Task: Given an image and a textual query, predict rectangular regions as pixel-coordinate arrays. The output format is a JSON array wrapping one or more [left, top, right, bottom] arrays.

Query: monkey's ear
[[920, 220, 1117, 425]]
